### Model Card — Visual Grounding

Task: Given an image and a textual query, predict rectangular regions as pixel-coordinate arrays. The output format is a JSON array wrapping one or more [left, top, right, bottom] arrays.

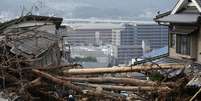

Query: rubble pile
[[0, 15, 200, 101], [0, 44, 188, 101]]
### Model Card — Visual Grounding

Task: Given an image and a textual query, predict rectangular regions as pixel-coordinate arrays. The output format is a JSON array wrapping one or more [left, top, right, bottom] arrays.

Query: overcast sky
[[0, 0, 176, 21]]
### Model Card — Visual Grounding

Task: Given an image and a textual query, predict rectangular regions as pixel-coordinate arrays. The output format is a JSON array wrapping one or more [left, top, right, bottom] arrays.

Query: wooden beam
[[58, 77, 175, 87], [63, 64, 185, 75], [32, 69, 81, 91], [75, 83, 172, 92], [32, 69, 125, 100]]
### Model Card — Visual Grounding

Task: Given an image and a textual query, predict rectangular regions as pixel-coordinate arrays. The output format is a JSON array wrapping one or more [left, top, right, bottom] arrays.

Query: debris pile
[[0, 15, 199, 101], [0, 48, 187, 101]]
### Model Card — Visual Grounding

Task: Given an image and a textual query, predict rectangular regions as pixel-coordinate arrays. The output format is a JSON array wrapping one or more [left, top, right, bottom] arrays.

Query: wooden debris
[[58, 76, 175, 87], [32, 69, 81, 92], [63, 63, 185, 75], [32, 69, 126, 100], [75, 83, 172, 92], [0, 25, 194, 100], [189, 88, 201, 101]]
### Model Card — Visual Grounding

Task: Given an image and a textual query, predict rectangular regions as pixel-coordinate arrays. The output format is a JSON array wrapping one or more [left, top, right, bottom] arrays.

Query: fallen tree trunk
[[32, 69, 81, 92], [63, 63, 185, 75], [75, 83, 172, 92], [35, 64, 82, 70], [58, 77, 175, 87], [32, 69, 126, 100]]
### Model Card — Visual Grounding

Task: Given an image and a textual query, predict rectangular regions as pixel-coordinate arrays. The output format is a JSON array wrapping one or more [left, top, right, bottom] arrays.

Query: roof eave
[[154, 11, 172, 20], [0, 15, 63, 31]]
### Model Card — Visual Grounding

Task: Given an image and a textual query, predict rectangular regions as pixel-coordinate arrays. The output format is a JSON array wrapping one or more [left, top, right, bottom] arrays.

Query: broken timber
[[58, 77, 175, 87], [63, 63, 185, 75], [75, 83, 172, 92], [32, 69, 126, 100]]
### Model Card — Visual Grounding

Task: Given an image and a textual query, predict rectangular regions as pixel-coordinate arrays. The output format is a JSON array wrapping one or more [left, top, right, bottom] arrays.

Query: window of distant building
[[176, 34, 191, 55]]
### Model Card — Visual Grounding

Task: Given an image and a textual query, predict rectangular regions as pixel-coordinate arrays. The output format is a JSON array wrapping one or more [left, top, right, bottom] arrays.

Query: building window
[[176, 34, 191, 55]]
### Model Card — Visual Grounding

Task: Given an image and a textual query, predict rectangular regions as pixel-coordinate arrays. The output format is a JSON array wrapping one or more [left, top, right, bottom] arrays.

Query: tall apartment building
[[63, 23, 168, 65], [112, 24, 142, 65], [65, 24, 120, 46], [112, 23, 168, 65], [136, 24, 168, 49]]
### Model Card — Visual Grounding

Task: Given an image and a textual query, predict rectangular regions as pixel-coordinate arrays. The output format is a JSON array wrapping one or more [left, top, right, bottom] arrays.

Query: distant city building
[[63, 22, 168, 65], [136, 24, 168, 49], [112, 24, 137, 46], [70, 46, 111, 67], [112, 23, 168, 65], [112, 24, 142, 65], [65, 23, 121, 46], [112, 45, 143, 65]]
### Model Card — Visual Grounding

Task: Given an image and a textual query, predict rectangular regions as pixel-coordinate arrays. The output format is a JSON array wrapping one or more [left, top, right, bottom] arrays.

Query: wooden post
[[63, 64, 185, 75], [75, 83, 172, 92], [58, 76, 175, 87]]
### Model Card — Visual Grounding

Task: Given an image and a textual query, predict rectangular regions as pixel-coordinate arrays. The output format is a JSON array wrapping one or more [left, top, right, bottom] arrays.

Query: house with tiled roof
[[0, 15, 63, 68], [155, 0, 201, 64]]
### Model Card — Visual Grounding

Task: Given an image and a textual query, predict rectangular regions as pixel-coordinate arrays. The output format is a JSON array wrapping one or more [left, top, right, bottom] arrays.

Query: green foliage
[[73, 56, 97, 62], [149, 72, 164, 81]]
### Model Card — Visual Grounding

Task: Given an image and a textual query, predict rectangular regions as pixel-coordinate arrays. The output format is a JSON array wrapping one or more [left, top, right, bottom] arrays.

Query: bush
[[73, 56, 97, 62], [149, 72, 164, 81]]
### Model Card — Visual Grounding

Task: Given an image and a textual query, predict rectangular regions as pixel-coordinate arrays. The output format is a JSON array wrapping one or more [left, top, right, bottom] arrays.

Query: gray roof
[[195, 0, 201, 8], [154, 0, 201, 24], [155, 14, 200, 24], [0, 15, 63, 32], [154, 57, 187, 64], [9, 31, 59, 58], [142, 46, 168, 58]]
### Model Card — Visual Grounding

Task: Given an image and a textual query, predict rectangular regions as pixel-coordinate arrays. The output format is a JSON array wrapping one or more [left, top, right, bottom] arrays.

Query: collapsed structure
[[0, 1, 201, 100], [0, 15, 63, 67]]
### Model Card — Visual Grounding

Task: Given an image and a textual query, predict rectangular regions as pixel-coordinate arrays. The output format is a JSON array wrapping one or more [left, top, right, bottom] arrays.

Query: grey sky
[[0, 0, 176, 20]]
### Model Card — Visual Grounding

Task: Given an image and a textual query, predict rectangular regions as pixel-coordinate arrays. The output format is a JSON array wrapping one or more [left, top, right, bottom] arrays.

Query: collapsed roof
[[0, 15, 62, 67]]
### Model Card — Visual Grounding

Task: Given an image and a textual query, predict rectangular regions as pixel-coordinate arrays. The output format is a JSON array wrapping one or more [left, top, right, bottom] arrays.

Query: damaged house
[[154, 0, 201, 88], [154, 0, 201, 64], [0, 15, 63, 67]]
